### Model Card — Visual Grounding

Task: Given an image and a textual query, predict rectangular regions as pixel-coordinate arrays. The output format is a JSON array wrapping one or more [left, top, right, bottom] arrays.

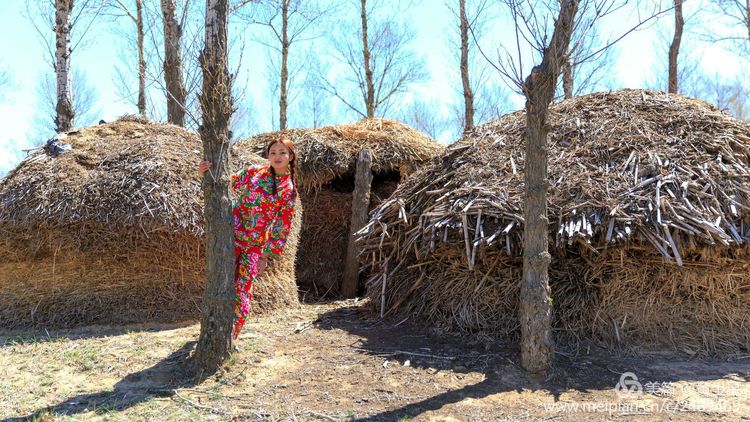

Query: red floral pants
[[232, 246, 261, 339]]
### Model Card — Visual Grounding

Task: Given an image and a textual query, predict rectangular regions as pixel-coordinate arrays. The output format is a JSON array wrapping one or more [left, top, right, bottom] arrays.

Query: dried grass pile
[[234, 118, 444, 297], [0, 118, 300, 328], [358, 89, 750, 354]]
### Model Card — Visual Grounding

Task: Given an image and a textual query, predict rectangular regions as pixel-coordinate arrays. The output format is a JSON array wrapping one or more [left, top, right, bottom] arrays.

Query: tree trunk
[[459, 0, 474, 132], [55, 0, 75, 133], [520, 0, 578, 374], [162, 0, 187, 126], [342, 149, 373, 298], [279, 0, 289, 130], [562, 55, 573, 99], [136, 0, 146, 115], [194, 0, 235, 378], [360, 0, 375, 118], [668, 0, 683, 94]]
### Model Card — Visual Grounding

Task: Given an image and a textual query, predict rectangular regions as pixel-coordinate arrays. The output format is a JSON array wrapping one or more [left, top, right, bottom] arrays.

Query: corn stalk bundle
[[358, 89, 750, 353]]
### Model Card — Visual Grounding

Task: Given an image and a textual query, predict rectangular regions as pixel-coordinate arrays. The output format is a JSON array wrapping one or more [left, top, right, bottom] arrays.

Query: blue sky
[[0, 0, 747, 177]]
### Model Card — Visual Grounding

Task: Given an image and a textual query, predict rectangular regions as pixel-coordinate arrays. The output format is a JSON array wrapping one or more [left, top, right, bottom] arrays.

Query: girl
[[199, 138, 297, 339]]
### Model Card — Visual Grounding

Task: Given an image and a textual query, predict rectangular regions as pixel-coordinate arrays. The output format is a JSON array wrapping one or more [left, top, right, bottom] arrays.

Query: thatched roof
[[0, 119, 206, 235], [233, 118, 445, 188], [360, 89, 750, 266]]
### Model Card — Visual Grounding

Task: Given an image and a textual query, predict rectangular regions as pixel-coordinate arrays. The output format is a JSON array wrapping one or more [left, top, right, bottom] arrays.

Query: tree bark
[[668, 0, 683, 94], [562, 55, 573, 99], [194, 0, 235, 377], [360, 0, 375, 118], [520, 0, 578, 374], [136, 0, 146, 115], [162, 0, 187, 126], [459, 0, 474, 132], [342, 149, 373, 298], [55, 0, 75, 133], [279, 0, 289, 129]]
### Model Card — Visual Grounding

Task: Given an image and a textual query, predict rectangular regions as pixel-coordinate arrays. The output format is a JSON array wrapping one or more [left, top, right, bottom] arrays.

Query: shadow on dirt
[[314, 304, 750, 421], [7, 341, 198, 422]]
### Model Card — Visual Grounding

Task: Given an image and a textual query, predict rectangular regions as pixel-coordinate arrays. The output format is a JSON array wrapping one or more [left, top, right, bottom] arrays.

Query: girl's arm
[[230, 164, 261, 192]]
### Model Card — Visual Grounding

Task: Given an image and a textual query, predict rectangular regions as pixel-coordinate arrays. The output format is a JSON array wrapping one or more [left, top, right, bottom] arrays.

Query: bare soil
[[1, 299, 749, 421]]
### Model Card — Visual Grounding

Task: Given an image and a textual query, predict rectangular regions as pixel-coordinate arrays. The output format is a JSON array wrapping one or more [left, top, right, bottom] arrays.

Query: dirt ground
[[1, 299, 749, 421]]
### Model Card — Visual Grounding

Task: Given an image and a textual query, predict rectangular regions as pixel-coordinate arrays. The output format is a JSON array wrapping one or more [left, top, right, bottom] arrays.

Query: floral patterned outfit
[[230, 165, 295, 338]]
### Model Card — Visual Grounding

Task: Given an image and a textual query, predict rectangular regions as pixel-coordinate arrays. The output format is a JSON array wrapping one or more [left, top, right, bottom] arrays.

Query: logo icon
[[615, 372, 642, 397]]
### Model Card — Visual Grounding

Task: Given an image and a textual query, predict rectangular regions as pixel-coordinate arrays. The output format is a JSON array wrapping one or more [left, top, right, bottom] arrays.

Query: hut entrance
[[296, 169, 402, 300]]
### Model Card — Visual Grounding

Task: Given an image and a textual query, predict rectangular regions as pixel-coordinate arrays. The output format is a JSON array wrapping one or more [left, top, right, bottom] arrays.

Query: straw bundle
[[235, 118, 443, 297], [0, 119, 300, 328], [358, 89, 750, 353]]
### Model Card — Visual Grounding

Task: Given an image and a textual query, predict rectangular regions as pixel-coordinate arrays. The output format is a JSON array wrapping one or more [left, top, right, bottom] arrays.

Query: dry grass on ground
[[1, 300, 749, 421]]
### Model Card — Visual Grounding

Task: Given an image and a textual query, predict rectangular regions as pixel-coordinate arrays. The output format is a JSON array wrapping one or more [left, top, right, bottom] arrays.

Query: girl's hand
[[198, 160, 212, 176], [257, 256, 268, 274]]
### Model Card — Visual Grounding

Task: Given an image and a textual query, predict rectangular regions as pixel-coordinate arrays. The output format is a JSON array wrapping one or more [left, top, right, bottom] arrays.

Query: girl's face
[[268, 142, 292, 174]]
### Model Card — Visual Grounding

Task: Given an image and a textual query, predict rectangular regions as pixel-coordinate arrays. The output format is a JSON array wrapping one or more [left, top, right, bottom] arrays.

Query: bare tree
[[324, 0, 427, 118], [298, 56, 331, 128], [32, 69, 100, 141], [0, 64, 11, 102], [103, 0, 148, 115], [561, 6, 619, 98], [54, 0, 75, 132], [668, 0, 684, 93], [25, 0, 104, 132], [161, 0, 189, 125], [490, 0, 668, 373], [401, 99, 451, 139], [707, 0, 750, 54], [236, 1, 330, 129], [459, 0, 476, 131], [194, 0, 236, 376], [448, 0, 509, 136]]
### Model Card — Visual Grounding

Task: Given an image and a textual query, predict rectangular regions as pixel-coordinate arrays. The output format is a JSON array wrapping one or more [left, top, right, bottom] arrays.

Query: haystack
[[0, 117, 300, 328], [358, 89, 750, 354], [234, 118, 444, 298]]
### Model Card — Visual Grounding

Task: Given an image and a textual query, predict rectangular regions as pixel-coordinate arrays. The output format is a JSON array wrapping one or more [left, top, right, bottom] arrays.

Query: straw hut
[[358, 89, 750, 354], [234, 118, 444, 298], [0, 117, 301, 328]]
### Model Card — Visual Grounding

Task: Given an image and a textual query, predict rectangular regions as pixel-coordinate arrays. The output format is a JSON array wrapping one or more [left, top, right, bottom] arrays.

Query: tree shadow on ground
[[314, 304, 750, 421], [6, 341, 199, 422], [0, 320, 197, 346]]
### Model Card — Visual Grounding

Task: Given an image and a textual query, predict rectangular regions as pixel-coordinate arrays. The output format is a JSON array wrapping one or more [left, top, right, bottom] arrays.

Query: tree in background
[[194, 0, 236, 376], [324, 0, 427, 119], [708, 0, 750, 54], [0, 64, 11, 102], [236, 0, 329, 130], [160, 0, 189, 126], [447, 0, 509, 137], [25, 0, 103, 133], [668, 0, 684, 93], [560, 3, 619, 99], [103, 0, 148, 115], [31, 70, 101, 141]]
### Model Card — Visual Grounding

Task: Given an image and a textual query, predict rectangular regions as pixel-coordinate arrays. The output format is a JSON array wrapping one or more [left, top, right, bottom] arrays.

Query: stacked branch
[[358, 89, 750, 353]]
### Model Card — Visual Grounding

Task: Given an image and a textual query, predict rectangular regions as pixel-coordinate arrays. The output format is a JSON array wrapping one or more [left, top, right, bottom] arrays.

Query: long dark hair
[[266, 137, 297, 199]]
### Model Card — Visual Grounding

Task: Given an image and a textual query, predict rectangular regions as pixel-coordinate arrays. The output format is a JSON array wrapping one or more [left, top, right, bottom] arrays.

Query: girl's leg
[[232, 249, 261, 339]]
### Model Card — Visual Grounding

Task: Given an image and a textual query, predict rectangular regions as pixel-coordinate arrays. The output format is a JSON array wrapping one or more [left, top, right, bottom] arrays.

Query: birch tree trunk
[[136, 0, 146, 115], [360, 0, 375, 118], [668, 0, 683, 94], [194, 0, 235, 377], [162, 0, 187, 126], [55, 0, 75, 133], [459, 0, 474, 132], [562, 56, 573, 99], [520, 0, 578, 374], [279, 0, 289, 129]]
